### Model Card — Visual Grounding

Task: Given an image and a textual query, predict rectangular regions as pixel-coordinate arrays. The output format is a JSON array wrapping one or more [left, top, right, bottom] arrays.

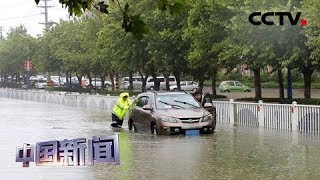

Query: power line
[[0, 14, 42, 22]]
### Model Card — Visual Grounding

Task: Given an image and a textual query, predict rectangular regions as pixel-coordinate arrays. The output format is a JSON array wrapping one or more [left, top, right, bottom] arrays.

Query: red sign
[[23, 60, 32, 71]]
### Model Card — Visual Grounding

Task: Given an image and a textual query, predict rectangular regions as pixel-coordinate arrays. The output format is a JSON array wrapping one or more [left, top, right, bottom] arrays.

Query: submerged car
[[128, 91, 216, 135], [218, 80, 251, 93]]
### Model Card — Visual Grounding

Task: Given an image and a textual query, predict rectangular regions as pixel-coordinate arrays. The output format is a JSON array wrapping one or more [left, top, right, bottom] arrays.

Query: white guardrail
[[1, 88, 319, 133], [213, 99, 320, 133]]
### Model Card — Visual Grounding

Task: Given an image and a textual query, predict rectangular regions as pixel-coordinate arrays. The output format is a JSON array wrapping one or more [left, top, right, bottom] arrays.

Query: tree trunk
[[164, 74, 170, 91], [174, 73, 181, 91], [76, 74, 82, 89], [69, 73, 72, 86], [101, 74, 106, 90], [211, 69, 217, 96], [152, 73, 159, 91], [129, 71, 133, 91], [115, 73, 119, 91], [65, 72, 69, 84], [303, 69, 313, 99], [58, 71, 61, 86], [110, 73, 115, 91], [253, 68, 262, 100], [198, 78, 204, 93], [277, 68, 284, 99], [138, 71, 147, 92], [4, 74, 8, 87]]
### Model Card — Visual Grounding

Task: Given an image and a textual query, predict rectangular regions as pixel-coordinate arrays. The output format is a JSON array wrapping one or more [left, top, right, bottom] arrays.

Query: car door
[[226, 81, 236, 92], [133, 96, 152, 131], [234, 81, 244, 92]]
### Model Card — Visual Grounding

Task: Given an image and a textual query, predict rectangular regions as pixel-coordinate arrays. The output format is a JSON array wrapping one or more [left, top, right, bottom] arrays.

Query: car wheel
[[151, 123, 158, 135], [224, 89, 230, 93], [207, 128, 214, 134], [244, 89, 250, 92]]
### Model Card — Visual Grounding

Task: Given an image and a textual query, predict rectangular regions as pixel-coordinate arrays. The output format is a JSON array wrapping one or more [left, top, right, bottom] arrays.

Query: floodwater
[[1, 98, 320, 180]]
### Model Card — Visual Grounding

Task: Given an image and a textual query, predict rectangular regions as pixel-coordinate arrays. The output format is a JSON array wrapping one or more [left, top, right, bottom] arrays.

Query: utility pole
[[38, 0, 54, 30], [38, 0, 54, 81]]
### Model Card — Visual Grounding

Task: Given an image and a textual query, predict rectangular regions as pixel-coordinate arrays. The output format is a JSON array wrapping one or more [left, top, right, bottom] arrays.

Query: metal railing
[[212, 99, 320, 133]]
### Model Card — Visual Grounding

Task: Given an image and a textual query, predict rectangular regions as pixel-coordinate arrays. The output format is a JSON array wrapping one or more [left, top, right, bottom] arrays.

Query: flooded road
[[1, 97, 320, 180]]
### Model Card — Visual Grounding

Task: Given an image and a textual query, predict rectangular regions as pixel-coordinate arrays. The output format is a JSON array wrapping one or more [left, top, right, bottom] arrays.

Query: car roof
[[139, 91, 187, 96]]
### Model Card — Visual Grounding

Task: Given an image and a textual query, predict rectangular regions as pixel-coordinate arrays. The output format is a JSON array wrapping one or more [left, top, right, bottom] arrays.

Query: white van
[[120, 76, 144, 90], [146, 76, 176, 90]]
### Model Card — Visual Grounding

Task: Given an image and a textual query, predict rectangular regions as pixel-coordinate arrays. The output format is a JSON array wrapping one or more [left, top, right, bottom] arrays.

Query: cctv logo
[[249, 12, 307, 26]]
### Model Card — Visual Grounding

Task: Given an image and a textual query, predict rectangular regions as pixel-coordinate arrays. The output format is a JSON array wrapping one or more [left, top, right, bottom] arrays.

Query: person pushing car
[[111, 92, 132, 128]]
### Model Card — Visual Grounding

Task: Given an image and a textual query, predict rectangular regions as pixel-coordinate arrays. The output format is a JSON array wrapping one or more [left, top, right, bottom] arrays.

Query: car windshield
[[155, 94, 200, 110]]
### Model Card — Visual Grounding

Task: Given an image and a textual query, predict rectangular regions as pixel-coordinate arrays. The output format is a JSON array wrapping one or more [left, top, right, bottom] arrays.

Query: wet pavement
[[1, 97, 320, 180]]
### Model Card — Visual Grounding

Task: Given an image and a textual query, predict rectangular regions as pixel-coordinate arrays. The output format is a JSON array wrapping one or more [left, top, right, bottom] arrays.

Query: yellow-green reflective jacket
[[112, 92, 132, 120]]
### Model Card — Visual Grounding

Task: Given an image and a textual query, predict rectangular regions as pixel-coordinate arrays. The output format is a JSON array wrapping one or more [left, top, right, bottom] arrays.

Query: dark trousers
[[111, 113, 123, 127]]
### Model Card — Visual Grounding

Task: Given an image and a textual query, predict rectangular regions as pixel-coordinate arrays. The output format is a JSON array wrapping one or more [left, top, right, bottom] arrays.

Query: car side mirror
[[203, 103, 213, 108], [142, 105, 152, 111]]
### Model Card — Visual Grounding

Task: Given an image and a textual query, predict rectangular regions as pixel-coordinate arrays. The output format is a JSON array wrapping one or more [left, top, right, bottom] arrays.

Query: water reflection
[[1, 98, 320, 179]]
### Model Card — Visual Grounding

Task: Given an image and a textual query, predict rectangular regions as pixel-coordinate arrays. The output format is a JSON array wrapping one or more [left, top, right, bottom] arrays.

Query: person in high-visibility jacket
[[111, 92, 132, 128]]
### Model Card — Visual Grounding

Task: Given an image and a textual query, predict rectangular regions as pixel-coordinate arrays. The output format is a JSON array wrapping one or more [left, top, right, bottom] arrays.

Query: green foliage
[[217, 71, 254, 84], [0, 25, 37, 76], [34, 0, 186, 38], [157, 0, 186, 14]]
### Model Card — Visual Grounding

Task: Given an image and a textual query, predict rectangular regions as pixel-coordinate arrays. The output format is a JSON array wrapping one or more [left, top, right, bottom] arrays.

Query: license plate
[[185, 130, 200, 135]]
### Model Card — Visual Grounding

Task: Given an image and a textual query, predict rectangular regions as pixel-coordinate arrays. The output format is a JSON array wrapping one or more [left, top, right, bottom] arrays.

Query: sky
[[0, 0, 70, 37]]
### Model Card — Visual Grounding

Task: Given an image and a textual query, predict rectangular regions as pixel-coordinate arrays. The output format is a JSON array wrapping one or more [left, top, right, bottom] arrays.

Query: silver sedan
[[170, 81, 198, 92]]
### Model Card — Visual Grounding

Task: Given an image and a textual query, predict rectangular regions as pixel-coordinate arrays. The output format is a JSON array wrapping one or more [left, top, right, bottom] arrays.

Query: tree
[[0, 25, 37, 86], [145, 6, 189, 91], [185, 0, 232, 94], [34, 0, 185, 39]]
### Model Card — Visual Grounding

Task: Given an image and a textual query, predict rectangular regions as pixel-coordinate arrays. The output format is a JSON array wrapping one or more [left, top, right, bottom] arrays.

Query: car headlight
[[160, 116, 178, 123], [202, 114, 212, 122]]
